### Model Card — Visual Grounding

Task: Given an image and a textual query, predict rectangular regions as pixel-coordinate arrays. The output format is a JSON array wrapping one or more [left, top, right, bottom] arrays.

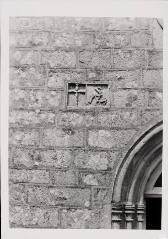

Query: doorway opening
[[145, 173, 162, 230]]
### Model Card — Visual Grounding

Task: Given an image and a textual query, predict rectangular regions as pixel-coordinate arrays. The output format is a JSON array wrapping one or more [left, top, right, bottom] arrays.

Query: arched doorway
[[111, 122, 162, 229]]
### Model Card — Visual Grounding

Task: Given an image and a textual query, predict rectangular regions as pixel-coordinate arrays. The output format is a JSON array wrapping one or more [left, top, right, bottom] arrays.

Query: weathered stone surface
[[148, 91, 162, 108], [103, 18, 150, 31], [42, 50, 76, 68], [10, 31, 50, 48], [45, 91, 62, 109], [95, 32, 131, 48], [151, 18, 163, 49], [40, 150, 73, 168], [74, 150, 119, 170], [53, 17, 103, 32], [131, 31, 152, 47], [10, 50, 41, 66], [50, 32, 94, 48], [12, 148, 73, 168], [10, 89, 62, 109], [88, 129, 136, 148], [28, 186, 91, 207], [9, 169, 50, 183], [42, 128, 84, 147], [147, 50, 163, 68], [50, 170, 77, 185], [10, 17, 55, 30], [86, 69, 103, 81], [61, 209, 100, 228], [10, 66, 46, 87], [57, 112, 84, 127], [141, 110, 162, 125], [9, 183, 27, 204], [10, 206, 59, 227], [47, 69, 85, 89], [143, 70, 162, 88], [104, 70, 141, 88], [114, 49, 145, 69], [9, 128, 40, 146], [97, 110, 138, 127], [114, 90, 145, 108], [10, 89, 45, 109], [93, 188, 111, 205], [79, 50, 111, 68], [79, 172, 110, 186], [9, 110, 55, 125]]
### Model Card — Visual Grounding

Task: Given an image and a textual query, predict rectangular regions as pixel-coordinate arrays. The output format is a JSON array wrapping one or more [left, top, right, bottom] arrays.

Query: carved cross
[[68, 83, 86, 106]]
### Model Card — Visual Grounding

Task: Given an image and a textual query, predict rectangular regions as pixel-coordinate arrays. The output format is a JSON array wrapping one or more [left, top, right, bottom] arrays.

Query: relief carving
[[87, 87, 107, 106], [67, 83, 109, 107]]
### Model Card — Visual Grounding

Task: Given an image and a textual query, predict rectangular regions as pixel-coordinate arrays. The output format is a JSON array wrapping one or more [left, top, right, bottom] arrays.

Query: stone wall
[[9, 17, 163, 228]]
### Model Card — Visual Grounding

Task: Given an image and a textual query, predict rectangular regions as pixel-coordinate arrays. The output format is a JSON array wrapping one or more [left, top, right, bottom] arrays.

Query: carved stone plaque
[[67, 83, 110, 107]]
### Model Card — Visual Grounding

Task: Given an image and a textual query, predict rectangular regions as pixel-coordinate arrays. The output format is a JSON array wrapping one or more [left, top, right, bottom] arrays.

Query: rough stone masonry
[[9, 17, 163, 228]]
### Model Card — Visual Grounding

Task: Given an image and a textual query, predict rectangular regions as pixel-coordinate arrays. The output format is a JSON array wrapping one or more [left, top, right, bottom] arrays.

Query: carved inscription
[[67, 83, 109, 107]]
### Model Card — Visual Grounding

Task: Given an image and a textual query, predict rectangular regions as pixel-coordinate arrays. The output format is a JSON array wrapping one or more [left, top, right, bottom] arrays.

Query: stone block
[[114, 49, 145, 69], [9, 183, 27, 204], [42, 128, 84, 147], [79, 50, 111, 69], [10, 31, 50, 48], [53, 17, 103, 32], [114, 90, 145, 108], [103, 18, 150, 31], [88, 129, 136, 148], [9, 169, 50, 183], [57, 112, 84, 127], [45, 91, 62, 109], [9, 110, 55, 126], [47, 69, 86, 89], [41, 50, 76, 68], [147, 50, 163, 68], [10, 89, 62, 109], [50, 170, 77, 185], [93, 188, 110, 204], [10, 17, 55, 30], [12, 148, 73, 169], [61, 209, 100, 228], [86, 69, 103, 81], [141, 110, 162, 125], [50, 32, 94, 48], [142, 70, 162, 88], [97, 110, 138, 127], [10, 66, 46, 87], [95, 32, 131, 48], [12, 148, 41, 168], [10, 50, 41, 66], [148, 91, 162, 108], [131, 31, 152, 47], [27, 186, 91, 207], [9, 89, 45, 109], [79, 172, 110, 186], [9, 128, 40, 146], [104, 70, 141, 88], [10, 206, 59, 227], [74, 150, 118, 170], [40, 150, 73, 168]]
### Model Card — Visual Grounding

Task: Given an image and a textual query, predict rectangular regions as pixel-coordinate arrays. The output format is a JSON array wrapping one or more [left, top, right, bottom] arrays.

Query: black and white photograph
[[1, 1, 168, 238]]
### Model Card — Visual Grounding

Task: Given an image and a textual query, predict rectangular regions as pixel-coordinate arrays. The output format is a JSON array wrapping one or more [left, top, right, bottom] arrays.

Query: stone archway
[[111, 122, 162, 229]]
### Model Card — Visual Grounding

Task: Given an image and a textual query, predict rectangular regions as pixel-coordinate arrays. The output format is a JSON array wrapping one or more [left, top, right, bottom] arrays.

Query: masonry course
[[9, 17, 163, 228]]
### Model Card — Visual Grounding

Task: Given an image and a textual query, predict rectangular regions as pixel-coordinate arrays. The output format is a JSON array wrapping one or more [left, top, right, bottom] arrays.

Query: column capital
[[111, 203, 123, 229], [124, 203, 135, 229]]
